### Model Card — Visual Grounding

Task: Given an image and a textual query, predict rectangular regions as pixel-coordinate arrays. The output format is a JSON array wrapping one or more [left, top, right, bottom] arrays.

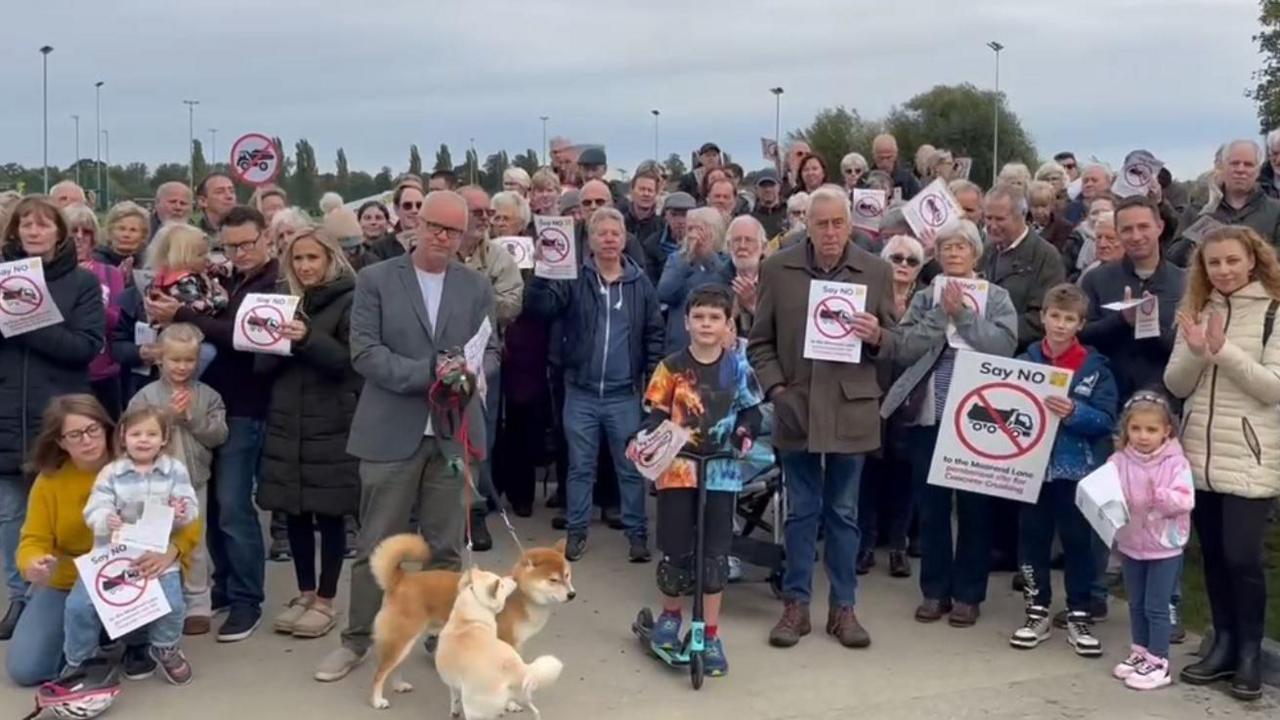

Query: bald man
[[871, 134, 921, 201], [50, 180, 87, 209]]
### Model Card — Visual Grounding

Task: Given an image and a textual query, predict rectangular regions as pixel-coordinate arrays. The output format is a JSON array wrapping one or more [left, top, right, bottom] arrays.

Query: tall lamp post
[[209, 128, 219, 168], [469, 138, 477, 185], [651, 109, 660, 160], [769, 87, 784, 171], [95, 81, 104, 208], [182, 99, 199, 187], [988, 41, 1004, 187], [101, 129, 111, 207], [539, 116, 549, 167], [40, 46, 53, 193], [71, 114, 81, 186]]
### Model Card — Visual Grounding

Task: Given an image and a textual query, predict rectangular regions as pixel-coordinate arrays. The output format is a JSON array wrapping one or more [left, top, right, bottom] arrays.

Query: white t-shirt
[[416, 268, 446, 436]]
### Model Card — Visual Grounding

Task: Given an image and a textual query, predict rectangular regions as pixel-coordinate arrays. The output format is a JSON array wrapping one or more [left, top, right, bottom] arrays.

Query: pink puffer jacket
[[1111, 439, 1195, 561]]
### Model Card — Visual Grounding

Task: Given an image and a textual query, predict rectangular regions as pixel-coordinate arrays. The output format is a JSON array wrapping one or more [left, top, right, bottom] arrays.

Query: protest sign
[[132, 322, 158, 377], [0, 257, 64, 338], [112, 503, 176, 554], [1180, 215, 1226, 246], [1135, 295, 1160, 339], [233, 293, 300, 355], [74, 544, 173, 640], [851, 189, 887, 234], [632, 420, 694, 483], [1075, 462, 1129, 547], [464, 317, 492, 407], [931, 277, 990, 349], [761, 137, 779, 162], [1111, 158, 1160, 198], [229, 132, 282, 186], [496, 235, 535, 269], [903, 179, 962, 238], [954, 157, 973, 181], [927, 352, 1073, 503], [533, 215, 577, 280], [803, 280, 867, 364]]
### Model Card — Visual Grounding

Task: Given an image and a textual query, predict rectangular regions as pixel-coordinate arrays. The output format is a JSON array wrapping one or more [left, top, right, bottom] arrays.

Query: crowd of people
[[0, 129, 1277, 710]]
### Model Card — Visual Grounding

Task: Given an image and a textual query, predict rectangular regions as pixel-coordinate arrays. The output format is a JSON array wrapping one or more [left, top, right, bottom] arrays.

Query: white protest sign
[[931, 277, 990, 349], [1075, 462, 1130, 548], [1111, 159, 1160, 198], [464, 317, 492, 407], [903, 178, 962, 238], [74, 544, 173, 640], [233, 293, 301, 355], [954, 157, 973, 181], [632, 420, 693, 483], [496, 236, 535, 270], [533, 215, 578, 280], [803, 280, 867, 364], [760, 137, 779, 162], [1181, 215, 1226, 246], [1134, 295, 1160, 340], [132, 322, 158, 378], [927, 352, 1074, 503], [112, 503, 175, 554], [851, 189, 887, 233], [0, 257, 64, 338]]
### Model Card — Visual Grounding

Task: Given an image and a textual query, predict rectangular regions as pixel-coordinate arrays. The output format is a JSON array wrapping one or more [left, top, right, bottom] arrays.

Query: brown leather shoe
[[768, 600, 811, 648], [183, 616, 212, 636], [948, 602, 981, 627], [826, 606, 871, 648], [914, 598, 952, 623]]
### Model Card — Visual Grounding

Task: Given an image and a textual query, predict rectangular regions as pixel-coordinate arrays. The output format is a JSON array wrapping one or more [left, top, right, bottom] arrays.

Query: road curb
[[1195, 629, 1280, 687]]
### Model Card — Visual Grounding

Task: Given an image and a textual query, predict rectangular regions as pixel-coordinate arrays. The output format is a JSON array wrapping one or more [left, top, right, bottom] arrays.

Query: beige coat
[[747, 239, 897, 454], [1164, 281, 1280, 499], [461, 238, 524, 330]]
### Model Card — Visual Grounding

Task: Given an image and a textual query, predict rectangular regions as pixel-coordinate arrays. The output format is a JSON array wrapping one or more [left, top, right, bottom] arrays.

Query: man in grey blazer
[[315, 190, 499, 681]]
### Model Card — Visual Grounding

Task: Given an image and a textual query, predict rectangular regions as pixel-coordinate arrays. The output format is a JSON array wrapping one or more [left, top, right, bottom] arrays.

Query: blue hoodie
[[1020, 343, 1118, 481]]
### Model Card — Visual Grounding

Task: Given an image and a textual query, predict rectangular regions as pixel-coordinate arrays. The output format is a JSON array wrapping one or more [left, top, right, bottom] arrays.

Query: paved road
[[1, 513, 1275, 719]]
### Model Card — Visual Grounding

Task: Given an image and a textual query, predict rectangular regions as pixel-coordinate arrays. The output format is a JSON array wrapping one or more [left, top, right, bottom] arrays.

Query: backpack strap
[[1264, 299, 1279, 352]]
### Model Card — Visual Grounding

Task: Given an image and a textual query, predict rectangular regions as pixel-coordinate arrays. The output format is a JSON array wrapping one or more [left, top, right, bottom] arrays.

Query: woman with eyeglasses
[[0, 198, 106, 642], [63, 204, 126, 419], [841, 153, 869, 192], [4, 395, 201, 684], [879, 219, 1018, 628]]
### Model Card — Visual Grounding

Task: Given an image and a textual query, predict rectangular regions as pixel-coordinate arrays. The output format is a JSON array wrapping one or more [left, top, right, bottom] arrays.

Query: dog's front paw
[[371, 696, 390, 710], [392, 680, 414, 694], [506, 699, 526, 713]]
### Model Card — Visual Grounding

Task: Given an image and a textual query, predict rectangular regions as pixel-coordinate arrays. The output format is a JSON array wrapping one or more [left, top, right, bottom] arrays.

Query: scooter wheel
[[690, 653, 704, 690]]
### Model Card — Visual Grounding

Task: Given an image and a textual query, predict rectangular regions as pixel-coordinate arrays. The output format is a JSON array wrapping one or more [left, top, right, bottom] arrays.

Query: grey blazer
[[347, 255, 499, 462]]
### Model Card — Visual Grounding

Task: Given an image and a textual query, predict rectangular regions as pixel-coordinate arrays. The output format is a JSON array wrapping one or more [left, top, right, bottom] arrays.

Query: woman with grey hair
[[766, 192, 810, 255], [503, 167, 532, 197], [269, 207, 314, 257], [62, 204, 127, 417], [841, 152, 870, 191], [657, 206, 731, 353], [998, 162, 1033, 194], [1034, 161, 1069, 195], [490, 191, 531, 238], [923, 150, 956, 183], [879, 217, 1018, 627]]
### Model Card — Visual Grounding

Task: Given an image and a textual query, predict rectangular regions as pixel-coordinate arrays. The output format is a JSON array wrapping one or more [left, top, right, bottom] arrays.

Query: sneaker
[[217, 606, 262, 643], [268, 536, 291, 562], [314, 647, 368, 682], [1065, 611, 1103, 657], [628, 536, 651, 563], [273, 597, 311, 634], [182, 616, 211, 636], [650, 612, 682, 651], [149, 646, 193, 686], [826, 605, 871, 648], [1169, 603, 1185, 645], [726, 556, 743, 583], [887, 550, 912, 578], [565, 533, 587, 562], [768, 600, 812, 648], [1113, 646, 1148, 680], [703, 636, 728, 677], [122, 644, 156, 680], [1010, 606, 1052, 649], [1124, 656, 1171, 691]]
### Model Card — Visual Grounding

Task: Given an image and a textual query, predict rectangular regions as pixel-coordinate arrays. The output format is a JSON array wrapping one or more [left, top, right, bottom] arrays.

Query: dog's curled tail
[[522, 656, 564, 694], [369, 533, 431, 592]]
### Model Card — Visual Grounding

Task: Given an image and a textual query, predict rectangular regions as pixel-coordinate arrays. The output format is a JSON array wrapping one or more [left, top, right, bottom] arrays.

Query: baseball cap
[[662, 192, 696, 212], [755, 168, 780, 186], [577, 148, 607, 167], [699, 142, 721, 155]]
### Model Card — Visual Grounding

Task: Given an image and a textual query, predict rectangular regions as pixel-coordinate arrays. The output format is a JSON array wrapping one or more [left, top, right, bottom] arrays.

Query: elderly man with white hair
[[980, 183, 1066, 352], [1198, 139, 1280, 246], [726, 215, 766, 333], [49, 180, 87, 209], [1065, 162, 1114, 224], [748, 185, 901, 651], [151, 181, 193, 236], [870, 134, 921, 201]]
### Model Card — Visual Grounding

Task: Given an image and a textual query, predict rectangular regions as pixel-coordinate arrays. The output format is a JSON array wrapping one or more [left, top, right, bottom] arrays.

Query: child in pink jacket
[[1109, 391, 1195, 691]]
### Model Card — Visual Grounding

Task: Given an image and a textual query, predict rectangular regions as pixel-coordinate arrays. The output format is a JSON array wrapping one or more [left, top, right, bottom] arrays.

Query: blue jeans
[[562, 385, 647, 539], [64, 572, 185, 666], [779, 450, 864, 606], [207, 417, 266, 610], [6, 585, 68, 686], [1122, 554, 1181, 659], [0, 478, 29, 598], [907, 426, 992, 605], [1018, 479, 1096, 612]]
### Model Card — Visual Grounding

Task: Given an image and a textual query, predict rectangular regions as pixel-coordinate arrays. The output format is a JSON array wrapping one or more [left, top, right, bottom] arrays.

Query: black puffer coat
[[0, 237, 104, 481], [254, 275, 360, 517]]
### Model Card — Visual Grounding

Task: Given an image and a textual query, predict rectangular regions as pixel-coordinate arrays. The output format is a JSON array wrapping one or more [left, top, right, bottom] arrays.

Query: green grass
[[1173, 519, 1280, 642]]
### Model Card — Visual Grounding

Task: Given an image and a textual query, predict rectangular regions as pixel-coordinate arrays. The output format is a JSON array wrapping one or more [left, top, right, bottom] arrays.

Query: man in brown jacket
[[747, 186, 899, 650]]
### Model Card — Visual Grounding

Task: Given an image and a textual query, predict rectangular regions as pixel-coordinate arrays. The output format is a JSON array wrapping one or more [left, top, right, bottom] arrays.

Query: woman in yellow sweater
[[6, 394, 201, 686]]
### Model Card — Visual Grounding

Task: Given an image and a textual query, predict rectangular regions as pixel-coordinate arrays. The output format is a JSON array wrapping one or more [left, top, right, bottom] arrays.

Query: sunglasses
[[889, 253, 921, 268], [581, 199, 609, 208], [400, 201, 423, 211], [843, 168, 863, 175]]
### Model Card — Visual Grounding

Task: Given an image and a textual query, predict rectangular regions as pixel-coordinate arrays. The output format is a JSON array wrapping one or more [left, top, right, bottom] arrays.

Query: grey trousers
[[340, 435, 473, 654]]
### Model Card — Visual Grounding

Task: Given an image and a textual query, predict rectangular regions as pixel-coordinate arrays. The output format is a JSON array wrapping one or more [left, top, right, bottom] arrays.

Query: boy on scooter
[[626, 286, 763, 677]]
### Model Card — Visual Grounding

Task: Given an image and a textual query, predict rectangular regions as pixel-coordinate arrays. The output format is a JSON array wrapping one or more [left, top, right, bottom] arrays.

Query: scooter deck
[[632, 608, 690, 667]]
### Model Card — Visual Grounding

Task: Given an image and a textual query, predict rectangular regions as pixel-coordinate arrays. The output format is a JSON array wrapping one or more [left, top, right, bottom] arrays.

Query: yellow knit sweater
[[17, 461, 202, 592]]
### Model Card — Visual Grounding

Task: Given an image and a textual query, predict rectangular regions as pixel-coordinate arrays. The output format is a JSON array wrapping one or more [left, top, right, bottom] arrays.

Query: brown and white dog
[[368, 534, 574, 709]]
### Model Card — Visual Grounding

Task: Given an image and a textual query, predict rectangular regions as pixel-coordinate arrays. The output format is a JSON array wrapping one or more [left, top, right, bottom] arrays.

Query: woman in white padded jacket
[[1164, 224, 1280, 702]]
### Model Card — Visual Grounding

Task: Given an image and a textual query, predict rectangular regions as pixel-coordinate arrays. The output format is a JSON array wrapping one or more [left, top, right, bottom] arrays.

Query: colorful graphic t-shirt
[[641, 346, 763, 491]]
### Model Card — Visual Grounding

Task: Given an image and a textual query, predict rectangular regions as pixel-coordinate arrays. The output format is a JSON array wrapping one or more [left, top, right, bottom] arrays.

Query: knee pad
[[656, 555, 694, 597], [702, 555, 729, 594]]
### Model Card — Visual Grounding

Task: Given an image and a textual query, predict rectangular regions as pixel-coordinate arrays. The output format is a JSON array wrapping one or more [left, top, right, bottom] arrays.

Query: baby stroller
[[731, 408, 786, 597]]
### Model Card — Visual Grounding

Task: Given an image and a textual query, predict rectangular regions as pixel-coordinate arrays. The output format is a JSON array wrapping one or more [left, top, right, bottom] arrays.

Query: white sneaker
[[1113, 647, 1146, 679], [314, 647, 367, 682], [1010, 606, 1051, 649], [1124, 656, 1171, 691], [1065, 611, 1102, 657]]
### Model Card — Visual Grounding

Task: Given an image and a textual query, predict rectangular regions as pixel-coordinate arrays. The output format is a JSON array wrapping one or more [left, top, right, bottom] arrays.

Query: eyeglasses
[[223, 235, 262, 256], [470, 208, 492, 219], [61, 423, 104, 443], [843, 168, 863, 176], [581, 199, 609, 208], [888, 253, 922, 268], [1061, 162, 1077, 170], [400, 201, 423, 211], [423, 221, 464, 240]]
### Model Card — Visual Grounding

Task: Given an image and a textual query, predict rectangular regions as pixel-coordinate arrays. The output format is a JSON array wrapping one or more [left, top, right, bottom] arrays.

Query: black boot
[[0, 600, 26, 640], [1229, 643, 1263, 701], [470, 509, 493, 552], [1180, 629, 1236, 684]]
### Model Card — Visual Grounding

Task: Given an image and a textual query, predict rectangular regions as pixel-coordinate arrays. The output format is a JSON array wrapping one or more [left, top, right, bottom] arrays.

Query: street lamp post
[[182, 99, 199, 187], [95, 81, 104, 208], [209, 128, 218, 168], [469, 138, 477, 185], [101, 129, 111, 207], [770, 87, 784, 172], [539, 116, 549, 167], [651, 109, 660, 160], [71, 114, 80, 186], [40, 46, 53, 193], [988, 41, 1004, 187]]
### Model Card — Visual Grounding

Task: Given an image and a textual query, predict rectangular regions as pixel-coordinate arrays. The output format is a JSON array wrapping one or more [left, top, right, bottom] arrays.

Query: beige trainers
[[292, 605, 337, 639], [273, 597, 311, 634], [314, 646, 367, 682]]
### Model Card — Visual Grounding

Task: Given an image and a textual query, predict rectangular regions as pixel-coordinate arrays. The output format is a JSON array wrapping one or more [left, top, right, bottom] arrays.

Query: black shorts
[[656, 489, 734, 562]]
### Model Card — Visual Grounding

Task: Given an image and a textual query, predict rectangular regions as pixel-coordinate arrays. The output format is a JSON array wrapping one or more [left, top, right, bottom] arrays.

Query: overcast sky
[[0, 0, 1265, 181]]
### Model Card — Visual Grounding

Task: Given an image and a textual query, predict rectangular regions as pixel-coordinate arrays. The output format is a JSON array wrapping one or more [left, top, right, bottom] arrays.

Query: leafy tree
[[458, 148, 482, 187], [374, 166, 394, 190], [336, 148, 349, 183], [292, 139, 319, 210], [789, 106, 880, 180], [1250, 0, 1280, 132], [482, 151, 510, 193], [190, 139, 208, 184], [409, 144, 423, 176], [663, 153, 688, 180], [512, 149, 540, 177], [434, 144, 453, 172]]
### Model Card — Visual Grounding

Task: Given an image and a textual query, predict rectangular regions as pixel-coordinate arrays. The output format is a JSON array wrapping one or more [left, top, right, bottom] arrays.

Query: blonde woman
[[100, 201, 151, 269], [657, 206, 731, 354], [1164, 226, 1280, 701]]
